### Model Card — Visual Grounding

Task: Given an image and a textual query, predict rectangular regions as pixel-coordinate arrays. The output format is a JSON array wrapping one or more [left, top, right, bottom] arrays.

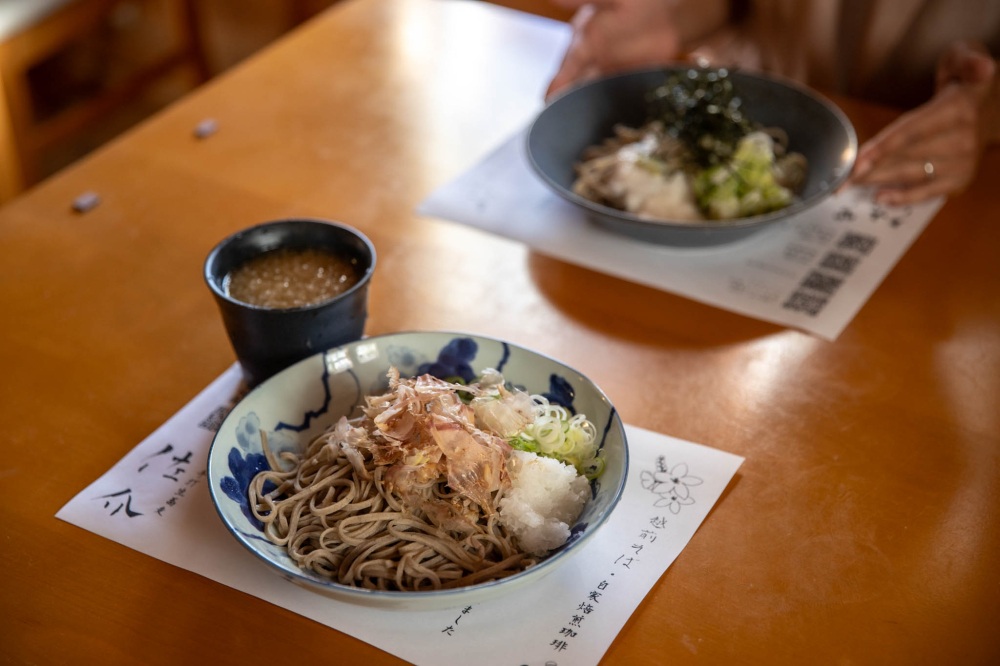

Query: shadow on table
[[526, 252, 784, 347]]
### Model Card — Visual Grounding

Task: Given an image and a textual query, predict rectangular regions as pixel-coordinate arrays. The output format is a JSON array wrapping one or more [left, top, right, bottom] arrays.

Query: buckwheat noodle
[[249, 430, 536, 591]]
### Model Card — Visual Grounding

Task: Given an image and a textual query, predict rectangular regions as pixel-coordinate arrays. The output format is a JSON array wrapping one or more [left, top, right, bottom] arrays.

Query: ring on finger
[[923, 161, 935, 180]]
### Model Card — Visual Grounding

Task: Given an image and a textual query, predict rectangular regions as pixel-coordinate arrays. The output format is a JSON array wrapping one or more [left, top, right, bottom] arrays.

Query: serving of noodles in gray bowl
[[207, 331, 628, 610], [527, 66, 857, 247]]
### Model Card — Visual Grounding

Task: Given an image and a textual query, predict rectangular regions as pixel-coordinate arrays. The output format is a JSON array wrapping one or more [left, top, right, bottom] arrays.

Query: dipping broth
[[224, 247, 361, 309]]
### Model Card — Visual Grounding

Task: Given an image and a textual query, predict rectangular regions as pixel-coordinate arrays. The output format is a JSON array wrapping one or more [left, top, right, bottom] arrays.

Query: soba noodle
[[247, 369, 594, 592], [249, 430, 538, 591]]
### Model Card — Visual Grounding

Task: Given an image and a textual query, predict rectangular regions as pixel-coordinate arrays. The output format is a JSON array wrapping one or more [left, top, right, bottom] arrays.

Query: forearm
[[668, 0, 735, 50], [545, 0, 740, 97], [935, 40, 1000, 147], [982, 70, 1000, 146], [548, 0, 733, 46]]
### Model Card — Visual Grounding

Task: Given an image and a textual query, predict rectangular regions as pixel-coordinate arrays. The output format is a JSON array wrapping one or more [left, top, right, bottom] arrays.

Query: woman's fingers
[[850, 81, 987, 204], [850, 41, 998, 205], [860, 154, 969, 206], [546, 5, 603, 98]]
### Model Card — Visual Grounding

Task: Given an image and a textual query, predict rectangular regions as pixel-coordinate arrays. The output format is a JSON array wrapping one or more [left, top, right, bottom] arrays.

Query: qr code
[[198, 406, 230, 433], [800, 271, 844, 295], [837, 232, 878, 255], [782, 291, 828, 316], [819, 252, 859, 274]]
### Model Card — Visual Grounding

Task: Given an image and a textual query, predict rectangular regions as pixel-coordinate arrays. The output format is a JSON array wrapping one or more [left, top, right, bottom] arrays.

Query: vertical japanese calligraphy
[[543, 454, 704, 656], [93, 393, 239, 520]]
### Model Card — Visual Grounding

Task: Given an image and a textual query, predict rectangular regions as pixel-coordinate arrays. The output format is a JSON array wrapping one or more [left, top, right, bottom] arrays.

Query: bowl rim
[[527, 65, 859, 232], [207, 329, 630, 607], [203, 217, 377, 313]]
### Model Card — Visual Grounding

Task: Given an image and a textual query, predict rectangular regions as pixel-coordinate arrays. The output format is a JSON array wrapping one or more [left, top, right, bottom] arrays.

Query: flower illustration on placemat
[[641, 455, 703, 514]]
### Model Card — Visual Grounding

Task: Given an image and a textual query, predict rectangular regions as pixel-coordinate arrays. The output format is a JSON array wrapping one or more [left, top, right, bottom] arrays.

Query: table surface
[[3, 0, 999, 663]]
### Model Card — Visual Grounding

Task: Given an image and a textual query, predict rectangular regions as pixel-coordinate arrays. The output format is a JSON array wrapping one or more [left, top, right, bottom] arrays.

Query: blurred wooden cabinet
[[0, 0, 208, 202]]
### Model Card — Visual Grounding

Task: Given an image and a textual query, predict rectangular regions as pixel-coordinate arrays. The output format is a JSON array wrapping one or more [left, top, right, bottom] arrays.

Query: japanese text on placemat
[[93, 399, 235, 519], [545, 456, 704, 658]]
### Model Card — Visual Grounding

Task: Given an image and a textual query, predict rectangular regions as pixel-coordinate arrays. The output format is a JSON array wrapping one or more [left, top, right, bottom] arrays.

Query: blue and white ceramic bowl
[[207, 331, 628, 610]]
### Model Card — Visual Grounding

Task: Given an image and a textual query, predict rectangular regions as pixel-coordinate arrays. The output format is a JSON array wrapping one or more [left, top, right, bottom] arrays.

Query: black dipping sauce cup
[[204, 218, 376, 387]]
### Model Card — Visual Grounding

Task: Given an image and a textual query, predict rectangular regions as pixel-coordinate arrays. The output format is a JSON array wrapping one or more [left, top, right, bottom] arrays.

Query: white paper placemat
[[57, 364, 743, 665], [417, 129, 943, 341]]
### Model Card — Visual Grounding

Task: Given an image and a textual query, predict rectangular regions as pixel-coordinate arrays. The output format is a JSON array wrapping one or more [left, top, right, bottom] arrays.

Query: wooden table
[[3, 0, 998, 663]]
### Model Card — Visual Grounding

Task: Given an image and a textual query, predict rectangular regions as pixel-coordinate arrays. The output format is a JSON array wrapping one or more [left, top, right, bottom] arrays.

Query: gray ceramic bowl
[[527, 66, 857, 247], [207, 331, 629, 610]]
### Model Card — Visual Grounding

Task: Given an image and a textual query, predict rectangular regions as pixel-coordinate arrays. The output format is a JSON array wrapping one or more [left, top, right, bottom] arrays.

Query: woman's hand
[[850, 42, 998, 206], [545, 0, 729, 99]]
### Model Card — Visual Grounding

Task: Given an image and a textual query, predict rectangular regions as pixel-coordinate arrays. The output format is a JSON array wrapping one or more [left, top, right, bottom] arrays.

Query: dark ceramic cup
[[204, 218, 376, 387]]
